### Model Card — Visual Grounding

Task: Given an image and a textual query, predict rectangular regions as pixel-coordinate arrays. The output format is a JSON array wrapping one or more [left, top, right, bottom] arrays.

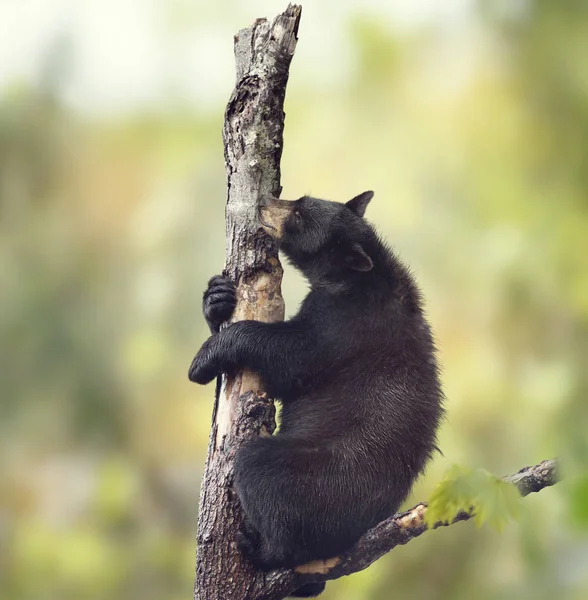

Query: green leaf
[[425, 465, 522, 532]]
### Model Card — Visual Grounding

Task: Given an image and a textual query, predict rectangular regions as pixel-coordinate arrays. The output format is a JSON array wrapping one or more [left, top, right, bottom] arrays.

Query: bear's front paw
[[188, 338, 219, 385], [203, 275, 237, 333]]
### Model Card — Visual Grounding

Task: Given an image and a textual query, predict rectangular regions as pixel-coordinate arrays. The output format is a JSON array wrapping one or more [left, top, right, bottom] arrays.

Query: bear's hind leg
[[236, 517, 262, 564], [237, 517, 286, 570], [237, 521, 326, 596], [291, 583, 327, 597]]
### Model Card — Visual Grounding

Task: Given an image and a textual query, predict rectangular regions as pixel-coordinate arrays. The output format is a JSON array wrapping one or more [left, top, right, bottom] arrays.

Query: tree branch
[[193, 5, 301, 600], [261, 459, 558, 599]]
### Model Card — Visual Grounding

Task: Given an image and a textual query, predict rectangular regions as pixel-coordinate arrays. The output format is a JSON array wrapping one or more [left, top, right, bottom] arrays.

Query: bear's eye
[[294, 210, 302, 221]]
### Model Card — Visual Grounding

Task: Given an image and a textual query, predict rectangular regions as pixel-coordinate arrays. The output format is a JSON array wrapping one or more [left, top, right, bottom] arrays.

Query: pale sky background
[[0, 0, 479, 114]]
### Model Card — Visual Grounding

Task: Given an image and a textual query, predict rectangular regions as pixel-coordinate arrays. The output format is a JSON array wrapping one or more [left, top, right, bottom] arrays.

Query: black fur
[[287, 583, 326, 597], [202, 275, 237, 333], [190, 192, 443, 596]]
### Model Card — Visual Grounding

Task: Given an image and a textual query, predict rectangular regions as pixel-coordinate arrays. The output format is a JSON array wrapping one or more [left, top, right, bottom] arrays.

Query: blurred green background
[[1, 1, 587, 599]]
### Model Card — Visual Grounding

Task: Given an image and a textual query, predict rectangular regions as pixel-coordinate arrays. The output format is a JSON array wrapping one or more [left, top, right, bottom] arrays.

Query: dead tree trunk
[[194, 6, 301, 600]]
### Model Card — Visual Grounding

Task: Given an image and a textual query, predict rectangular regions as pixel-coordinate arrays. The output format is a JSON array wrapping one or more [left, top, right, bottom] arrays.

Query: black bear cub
[[189, 191, 443, 597]]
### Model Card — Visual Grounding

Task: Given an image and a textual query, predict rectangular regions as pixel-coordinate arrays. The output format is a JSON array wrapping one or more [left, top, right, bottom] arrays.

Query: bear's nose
[[259, 193, 277, 207]]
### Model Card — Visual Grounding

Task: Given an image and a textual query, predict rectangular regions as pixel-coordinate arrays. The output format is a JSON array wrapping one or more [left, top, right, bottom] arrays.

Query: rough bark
[[194, 5, 301, 600]]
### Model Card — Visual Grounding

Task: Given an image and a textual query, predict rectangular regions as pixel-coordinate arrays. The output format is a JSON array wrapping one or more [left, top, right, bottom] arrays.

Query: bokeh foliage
[[1, 1, 587, 599]]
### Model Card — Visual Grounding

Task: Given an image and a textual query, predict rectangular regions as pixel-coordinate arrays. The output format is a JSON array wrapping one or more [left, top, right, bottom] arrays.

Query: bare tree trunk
[[194, 6, 301, 600]]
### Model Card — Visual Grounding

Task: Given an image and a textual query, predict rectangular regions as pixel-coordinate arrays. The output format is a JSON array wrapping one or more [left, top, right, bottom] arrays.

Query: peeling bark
[[194, 5, 301, 600]]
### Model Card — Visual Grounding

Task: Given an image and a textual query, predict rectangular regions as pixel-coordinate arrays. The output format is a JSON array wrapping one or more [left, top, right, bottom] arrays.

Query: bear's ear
[[345, 243, 374, 272], [346, 191, 374, 218]]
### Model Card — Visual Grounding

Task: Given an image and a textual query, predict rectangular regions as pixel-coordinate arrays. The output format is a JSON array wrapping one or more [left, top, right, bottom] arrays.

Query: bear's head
[[258, 191, 375, 286]]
